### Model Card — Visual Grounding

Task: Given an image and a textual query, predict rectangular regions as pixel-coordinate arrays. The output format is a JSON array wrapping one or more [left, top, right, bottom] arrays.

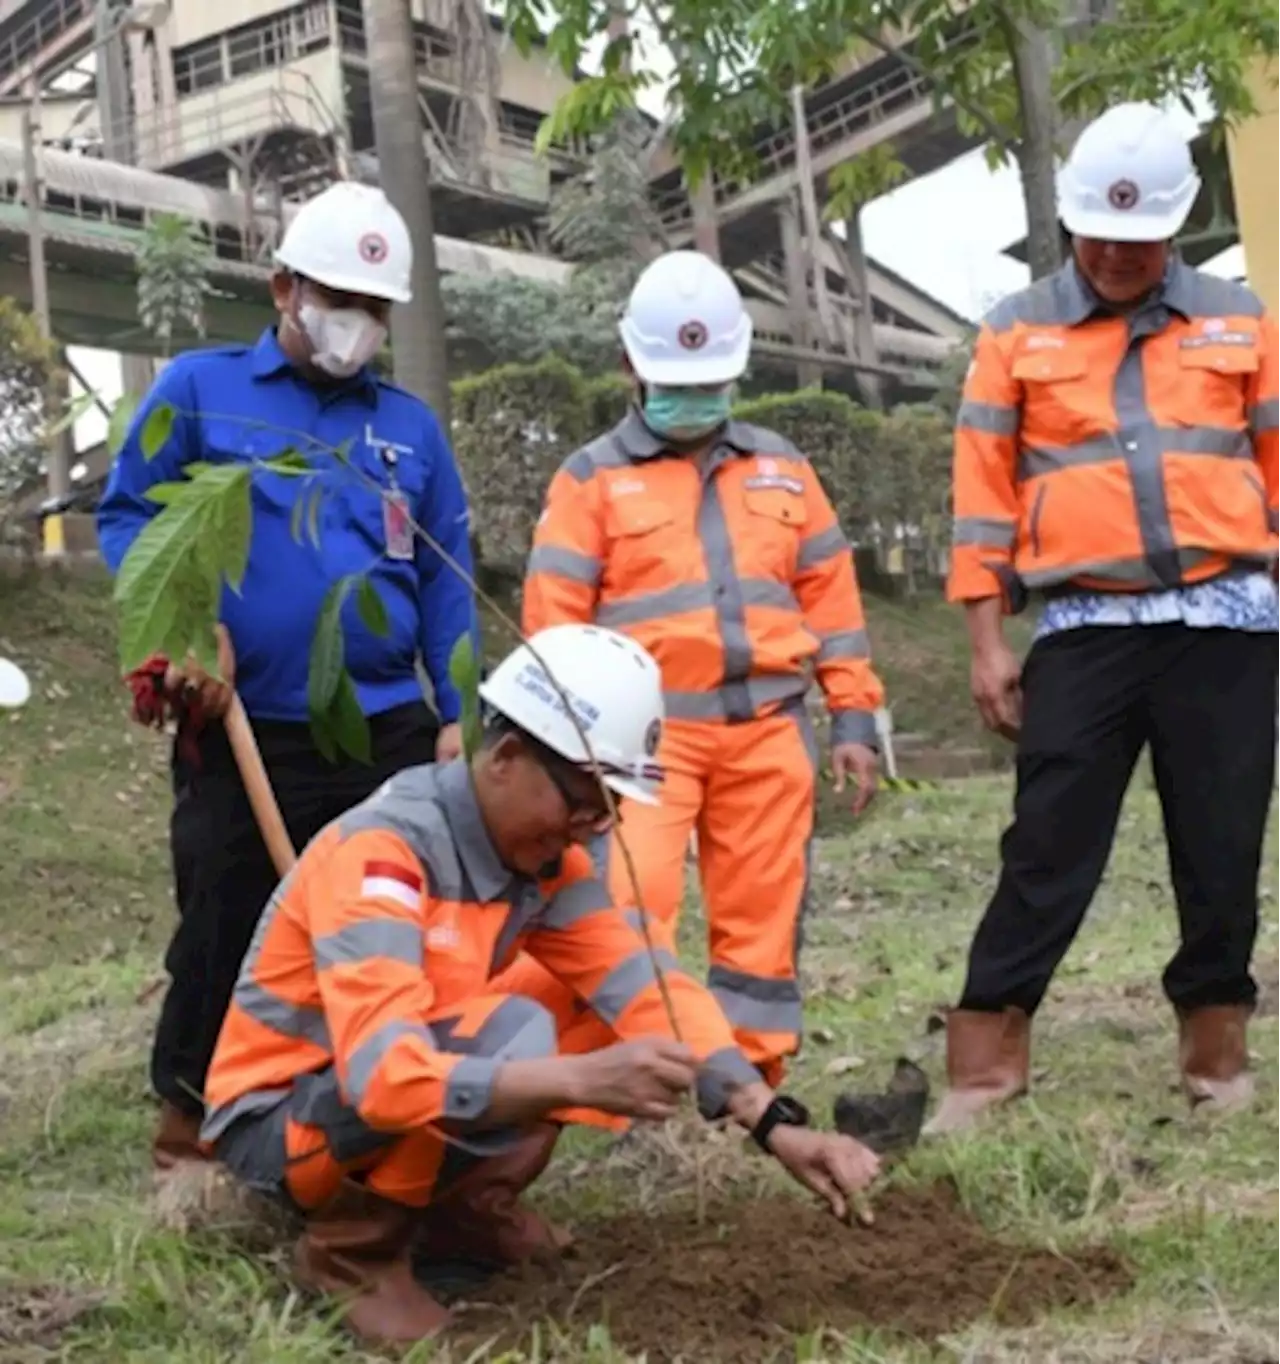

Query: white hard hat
[[478, 624, 665, 806], [275, 181, 413, 304], [1057, 102, 1201, 243], [619, 249, 753, 386], [0, 657, 31, 708]]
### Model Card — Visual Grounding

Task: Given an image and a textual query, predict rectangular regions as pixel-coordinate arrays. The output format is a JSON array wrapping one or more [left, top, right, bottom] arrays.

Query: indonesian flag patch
[[361, 859, 424, 911]]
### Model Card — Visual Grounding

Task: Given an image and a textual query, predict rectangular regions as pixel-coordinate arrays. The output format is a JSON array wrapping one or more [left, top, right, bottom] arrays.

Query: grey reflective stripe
[[201, 1085, 291, 1145], [1020, 547, 1223, 589], [596, 579, 797, 629], [345, 1018, 437, 1105], [953, 516, 1017, 548], [698, 475, 757, 718], [707, 965, 803, 1036], [796, 524, 847, 571], [1115, 334, 1179, 587], [443, 1055, 500, 1121], [313, 919, 424, 972], [695, 1045, 764, 1120], [234, 977, 331, 1051], [539, 876, 613, 931], [563, 428, 632, 482], [588, 946, 683, 1023], [815, 628, 869, 663], [957, 400, 1018, 436], [1020, 425, 1254, 479], [597, 581, 711, 628], [784, 699, 819, 963], [527, 544, 601, 585], [830, 708, 877, 748], [1249, 398, 1280, 435], [664, 672, 809, 721]]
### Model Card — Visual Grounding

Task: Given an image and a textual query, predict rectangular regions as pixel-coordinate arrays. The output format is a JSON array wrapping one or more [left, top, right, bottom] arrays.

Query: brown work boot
[[152, 1101, 210, 1171], [1177, 1003, 1256, 1112], [923, 1006, 1031, 1135], [415, 1122, 572, 1269], [294, 1178, 451, 1345]]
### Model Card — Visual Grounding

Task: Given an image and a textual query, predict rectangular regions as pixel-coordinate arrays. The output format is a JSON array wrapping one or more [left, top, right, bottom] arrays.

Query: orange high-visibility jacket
[[948, 259, 1279, 607], [202, 762, 758, 1143], [523, 413, 884, 747]]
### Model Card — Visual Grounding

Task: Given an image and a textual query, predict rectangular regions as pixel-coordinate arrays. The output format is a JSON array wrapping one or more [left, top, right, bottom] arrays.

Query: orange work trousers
[[216, 992, 564, 1210], [581, 705, 818, 1087]]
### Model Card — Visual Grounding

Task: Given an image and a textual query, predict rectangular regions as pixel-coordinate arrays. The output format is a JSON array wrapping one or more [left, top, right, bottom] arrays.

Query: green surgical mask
[[643, 386, 733, 442]]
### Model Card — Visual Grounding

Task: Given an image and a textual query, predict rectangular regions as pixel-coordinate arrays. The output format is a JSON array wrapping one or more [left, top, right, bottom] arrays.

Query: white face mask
[[298, 302, 387, 378]]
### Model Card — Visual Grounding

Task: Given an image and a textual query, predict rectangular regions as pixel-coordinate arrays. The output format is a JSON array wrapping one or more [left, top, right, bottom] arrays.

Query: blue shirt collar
[[250, 326, 381, 406]]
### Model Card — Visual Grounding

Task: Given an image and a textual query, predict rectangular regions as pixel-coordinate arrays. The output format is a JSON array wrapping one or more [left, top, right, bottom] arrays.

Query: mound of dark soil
[[451, 1179, 1132, 1362]]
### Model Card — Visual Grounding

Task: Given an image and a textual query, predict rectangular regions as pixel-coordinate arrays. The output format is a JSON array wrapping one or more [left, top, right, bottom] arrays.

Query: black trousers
[[960, 625, 1277, 1018], [153, 700, 439, 1116]]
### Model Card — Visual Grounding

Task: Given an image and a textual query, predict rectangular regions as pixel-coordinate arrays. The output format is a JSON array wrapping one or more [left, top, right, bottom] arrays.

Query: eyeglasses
[[536, 754, 617, 833]]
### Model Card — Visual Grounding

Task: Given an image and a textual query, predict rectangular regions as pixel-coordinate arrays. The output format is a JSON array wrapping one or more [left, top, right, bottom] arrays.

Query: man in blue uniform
[[96, 179, 477, 1173]]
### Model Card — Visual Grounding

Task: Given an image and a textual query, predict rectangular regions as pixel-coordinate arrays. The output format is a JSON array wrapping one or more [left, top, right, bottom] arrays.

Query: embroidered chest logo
[[746, 456, 803, 496]]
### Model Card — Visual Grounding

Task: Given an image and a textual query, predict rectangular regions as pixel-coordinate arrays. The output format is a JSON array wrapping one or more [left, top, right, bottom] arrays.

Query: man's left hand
[[436, 723, 464, 763], [831, 743, 879, 816], [766, 1126, 882, 1222]]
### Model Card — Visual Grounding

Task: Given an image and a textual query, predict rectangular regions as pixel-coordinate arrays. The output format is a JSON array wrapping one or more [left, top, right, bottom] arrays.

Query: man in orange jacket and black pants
[[522, 249, 884, 1096], [928, 103, 1278, 1133]]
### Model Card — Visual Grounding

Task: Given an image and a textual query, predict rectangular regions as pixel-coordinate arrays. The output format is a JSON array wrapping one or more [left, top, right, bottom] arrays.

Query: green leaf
[[306, 483, 324, 548], [356, 578, 390, 637], [107, 392, 141, 457], [265, 449, 312, 475], [140, 401, 177, 461], [307, 575, 357, 731], [290, 491, 306, 545], [207, 464, 253, 594], [144, 481, 197, 506], [448, 633, 483, 760], [113, 461, 254, 673], [328, 671, 372, 765]]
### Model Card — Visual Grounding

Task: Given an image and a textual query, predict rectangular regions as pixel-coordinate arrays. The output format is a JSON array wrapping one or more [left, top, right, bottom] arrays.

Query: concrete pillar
[[1225, 58, 1278, 313], [121, 354, 155, 399], [842, 208, 883, 409], [779, 195, 821, 389]]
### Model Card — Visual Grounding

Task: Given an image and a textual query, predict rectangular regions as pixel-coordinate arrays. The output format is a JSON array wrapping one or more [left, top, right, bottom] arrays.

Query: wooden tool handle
[[225, 694, 297, 877]]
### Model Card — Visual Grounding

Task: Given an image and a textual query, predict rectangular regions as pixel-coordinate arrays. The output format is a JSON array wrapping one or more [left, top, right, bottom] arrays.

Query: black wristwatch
[[750, 1095, 811, 1152]]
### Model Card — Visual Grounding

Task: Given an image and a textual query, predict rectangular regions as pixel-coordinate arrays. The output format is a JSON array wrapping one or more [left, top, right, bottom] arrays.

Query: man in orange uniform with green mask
[[521, 250, 886, 1093]]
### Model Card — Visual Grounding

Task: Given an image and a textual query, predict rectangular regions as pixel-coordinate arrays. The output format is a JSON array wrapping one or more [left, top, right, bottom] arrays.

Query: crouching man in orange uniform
[[200, 624, 881, 1347]]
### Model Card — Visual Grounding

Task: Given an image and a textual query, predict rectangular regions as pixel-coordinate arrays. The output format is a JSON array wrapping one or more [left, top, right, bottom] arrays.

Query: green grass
[[1, 564, 1276, 1363]]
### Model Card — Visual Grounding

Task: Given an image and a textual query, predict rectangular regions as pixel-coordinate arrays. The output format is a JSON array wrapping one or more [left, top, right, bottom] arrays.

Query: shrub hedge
[[450, 357, 954, 579]]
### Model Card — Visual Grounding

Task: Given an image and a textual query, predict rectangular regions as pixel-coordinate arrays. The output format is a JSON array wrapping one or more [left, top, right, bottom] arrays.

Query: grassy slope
[[0, 566, 1276, 1363]]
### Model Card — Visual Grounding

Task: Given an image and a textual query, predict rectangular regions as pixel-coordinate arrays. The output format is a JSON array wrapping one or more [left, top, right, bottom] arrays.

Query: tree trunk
[[1008, 17, 1062, 280], [363, 0, 452, 431]]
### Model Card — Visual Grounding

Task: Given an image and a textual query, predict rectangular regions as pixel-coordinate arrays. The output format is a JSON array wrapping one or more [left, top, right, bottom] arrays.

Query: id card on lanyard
[[383, 490, 414, 561], [367, 423, 416, 561]]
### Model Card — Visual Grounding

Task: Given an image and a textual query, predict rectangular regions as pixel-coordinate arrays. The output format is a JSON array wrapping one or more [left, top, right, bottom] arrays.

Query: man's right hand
[[163, 624, 236, 720], [567, 1038, 699, 1121], [970, 639, 1023, 741]]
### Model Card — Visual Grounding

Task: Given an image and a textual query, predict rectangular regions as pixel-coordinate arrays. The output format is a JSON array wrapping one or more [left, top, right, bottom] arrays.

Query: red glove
[[123, 654, 211, 766]]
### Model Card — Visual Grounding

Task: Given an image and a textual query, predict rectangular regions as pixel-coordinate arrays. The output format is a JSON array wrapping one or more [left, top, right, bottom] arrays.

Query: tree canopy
[[504, 0, 1278, 276]]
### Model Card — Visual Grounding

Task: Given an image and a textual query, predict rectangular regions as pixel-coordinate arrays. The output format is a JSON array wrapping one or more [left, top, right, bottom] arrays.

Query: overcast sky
[[62, 36, 1243, 459]]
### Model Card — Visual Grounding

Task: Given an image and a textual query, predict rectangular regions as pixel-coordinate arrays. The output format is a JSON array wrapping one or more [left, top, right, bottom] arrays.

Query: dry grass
[[0, 568, 1276, 1364]]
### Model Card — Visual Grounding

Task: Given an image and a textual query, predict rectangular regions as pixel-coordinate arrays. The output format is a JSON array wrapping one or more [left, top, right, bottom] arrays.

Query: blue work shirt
[[96, 327, 477, 725]]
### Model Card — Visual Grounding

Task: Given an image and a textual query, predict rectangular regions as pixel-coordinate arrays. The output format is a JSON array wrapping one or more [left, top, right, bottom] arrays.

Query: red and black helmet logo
[[677, 320, 708, 350], [358, 231, 389, 264], [1106, 179, 1140, 211]]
